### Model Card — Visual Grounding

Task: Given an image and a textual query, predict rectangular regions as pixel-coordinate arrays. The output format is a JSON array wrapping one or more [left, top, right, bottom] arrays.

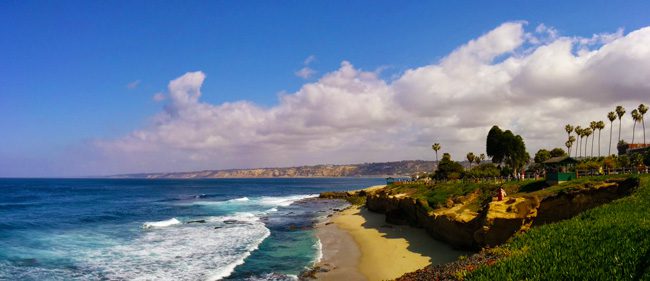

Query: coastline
[[313, 203, 468, 280]]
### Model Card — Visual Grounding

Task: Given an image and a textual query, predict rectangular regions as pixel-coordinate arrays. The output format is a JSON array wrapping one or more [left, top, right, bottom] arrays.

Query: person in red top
[[497, 187, 507, 201]]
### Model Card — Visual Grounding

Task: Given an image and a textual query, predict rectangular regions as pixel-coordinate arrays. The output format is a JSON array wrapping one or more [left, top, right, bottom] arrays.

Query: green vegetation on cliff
[[387, 175, 634, 211], [465, 175, 650, 280], [387, 180, 498, 211]]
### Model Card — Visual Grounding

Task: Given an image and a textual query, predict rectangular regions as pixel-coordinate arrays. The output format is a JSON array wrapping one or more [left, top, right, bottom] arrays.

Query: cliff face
[[110, 160, 436, 178], [365, 177, 639, 250], [366, 191, 483, 249]]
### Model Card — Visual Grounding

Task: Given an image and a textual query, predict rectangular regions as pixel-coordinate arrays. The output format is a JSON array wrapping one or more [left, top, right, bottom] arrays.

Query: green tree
[[435, 153, 464, 180], [466, 152, 475, 169], [486, 126, 505, 163], [640, 104, 648, 146], [466, 163, 500, 179], [583, 128, 592, 158], [550, 147, 567, 157], [485, 126, 528, 176], [617, 154, 630, 169], [616, 105, 626, 142], [603, 156, 617, 172], [432, 143, 441, 171], [631, 153, 644, 167], [590, 121, 597, 157], [632, 109, 641, 145], [575, 126, 583, 157], [596, 121, 605, 157], [564, 124, 574, 157], [607, 111, 617, 156], [565, 124, 574, 139], [534, 149, 551, 163], [618, 140, 629, 155], [567, 135, 576, 157]]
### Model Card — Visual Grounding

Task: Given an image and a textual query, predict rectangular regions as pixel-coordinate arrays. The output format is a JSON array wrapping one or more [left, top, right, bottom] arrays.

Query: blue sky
[[2, 1, 650, 176]]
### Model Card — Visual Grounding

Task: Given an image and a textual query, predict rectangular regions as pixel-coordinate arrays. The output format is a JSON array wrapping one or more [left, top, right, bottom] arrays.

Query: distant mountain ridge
[[109, 160, 438, 179]]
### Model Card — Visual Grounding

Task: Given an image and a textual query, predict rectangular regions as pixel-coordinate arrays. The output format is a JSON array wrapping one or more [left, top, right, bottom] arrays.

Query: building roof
[[543, 156, 578, 164]]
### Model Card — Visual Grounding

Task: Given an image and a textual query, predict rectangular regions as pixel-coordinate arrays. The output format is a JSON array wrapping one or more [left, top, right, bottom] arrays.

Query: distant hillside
[[109, 160, 438, 179]]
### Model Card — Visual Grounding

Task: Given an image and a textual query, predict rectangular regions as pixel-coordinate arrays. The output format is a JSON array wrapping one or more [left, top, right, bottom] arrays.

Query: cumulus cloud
[[96, 22, 650, 174], [295, 67, 316, 79]]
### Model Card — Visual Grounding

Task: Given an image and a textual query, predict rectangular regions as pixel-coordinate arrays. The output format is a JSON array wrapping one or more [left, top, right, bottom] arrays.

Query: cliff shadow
[[356, 207, 471, 265]]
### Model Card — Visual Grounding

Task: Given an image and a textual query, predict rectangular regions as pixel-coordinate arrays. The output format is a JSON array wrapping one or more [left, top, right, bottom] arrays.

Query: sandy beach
[[314, 205, 468, 281]]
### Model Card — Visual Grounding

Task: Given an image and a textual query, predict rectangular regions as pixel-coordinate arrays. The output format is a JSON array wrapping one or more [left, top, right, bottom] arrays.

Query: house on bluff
[[543, 156, 578, 185]]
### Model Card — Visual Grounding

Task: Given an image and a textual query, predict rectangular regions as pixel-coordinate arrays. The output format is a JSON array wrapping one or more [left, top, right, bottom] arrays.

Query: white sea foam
[[257, 194, 318, 207], [84, 213, 270, 281], [244, 273, 299, 281], [181, 194, 317, 210], [313, 238, 323, 264], [142, 218, 181, 229], [206, 225, 270, 281], [208, 212, 260, 223]]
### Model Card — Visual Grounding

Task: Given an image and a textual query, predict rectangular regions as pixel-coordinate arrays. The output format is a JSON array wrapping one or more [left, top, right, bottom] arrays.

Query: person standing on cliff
[[497, 187, 507, 201]]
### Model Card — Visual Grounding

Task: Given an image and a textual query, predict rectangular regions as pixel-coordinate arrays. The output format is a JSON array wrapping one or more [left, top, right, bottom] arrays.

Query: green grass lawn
[[466, 174, 650, 280]]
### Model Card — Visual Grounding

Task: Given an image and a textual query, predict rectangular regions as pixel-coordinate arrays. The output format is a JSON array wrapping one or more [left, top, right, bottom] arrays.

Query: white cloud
[[295, 67, 316, 79], [304, 55, 317, 65], [95, 22, 650, 174], [126, 80, 141, 89], [295, 55, 318, 79]]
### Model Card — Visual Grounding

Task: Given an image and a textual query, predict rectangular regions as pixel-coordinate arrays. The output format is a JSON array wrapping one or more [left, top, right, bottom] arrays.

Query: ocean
[[0, 178, 385, 280]]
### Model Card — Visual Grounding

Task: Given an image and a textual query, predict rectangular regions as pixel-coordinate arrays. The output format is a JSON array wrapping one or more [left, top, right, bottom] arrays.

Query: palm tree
[[565, 124, 574, 139], [466, 152, 475, 169], [639, 104, 648, 146], [616, 106, 626, 142], [566, 140, 573, 156], [607, 111, 617, 156], [568, 135, 576, 157], [632, 109, 641, 145], [575, 126, 582, 157], [582, 128, 593, 157], [432, 143, 441, 171], [480, 153, 486, 162], [596, 121, 605, 157], [590, 121, 597, 157]]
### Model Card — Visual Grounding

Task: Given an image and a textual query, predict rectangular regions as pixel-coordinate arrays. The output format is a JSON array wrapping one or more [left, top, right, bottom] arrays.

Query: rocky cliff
[[365, 177, 639, 250], [109, 160, 436, 178]]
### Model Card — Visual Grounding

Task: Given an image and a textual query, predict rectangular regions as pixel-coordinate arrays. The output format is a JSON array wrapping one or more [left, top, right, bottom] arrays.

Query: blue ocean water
[[0, 178, 385, 280]]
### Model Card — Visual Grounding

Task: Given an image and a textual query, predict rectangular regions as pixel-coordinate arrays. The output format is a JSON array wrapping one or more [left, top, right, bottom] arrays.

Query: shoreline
[[312, 204, 469, 280]]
